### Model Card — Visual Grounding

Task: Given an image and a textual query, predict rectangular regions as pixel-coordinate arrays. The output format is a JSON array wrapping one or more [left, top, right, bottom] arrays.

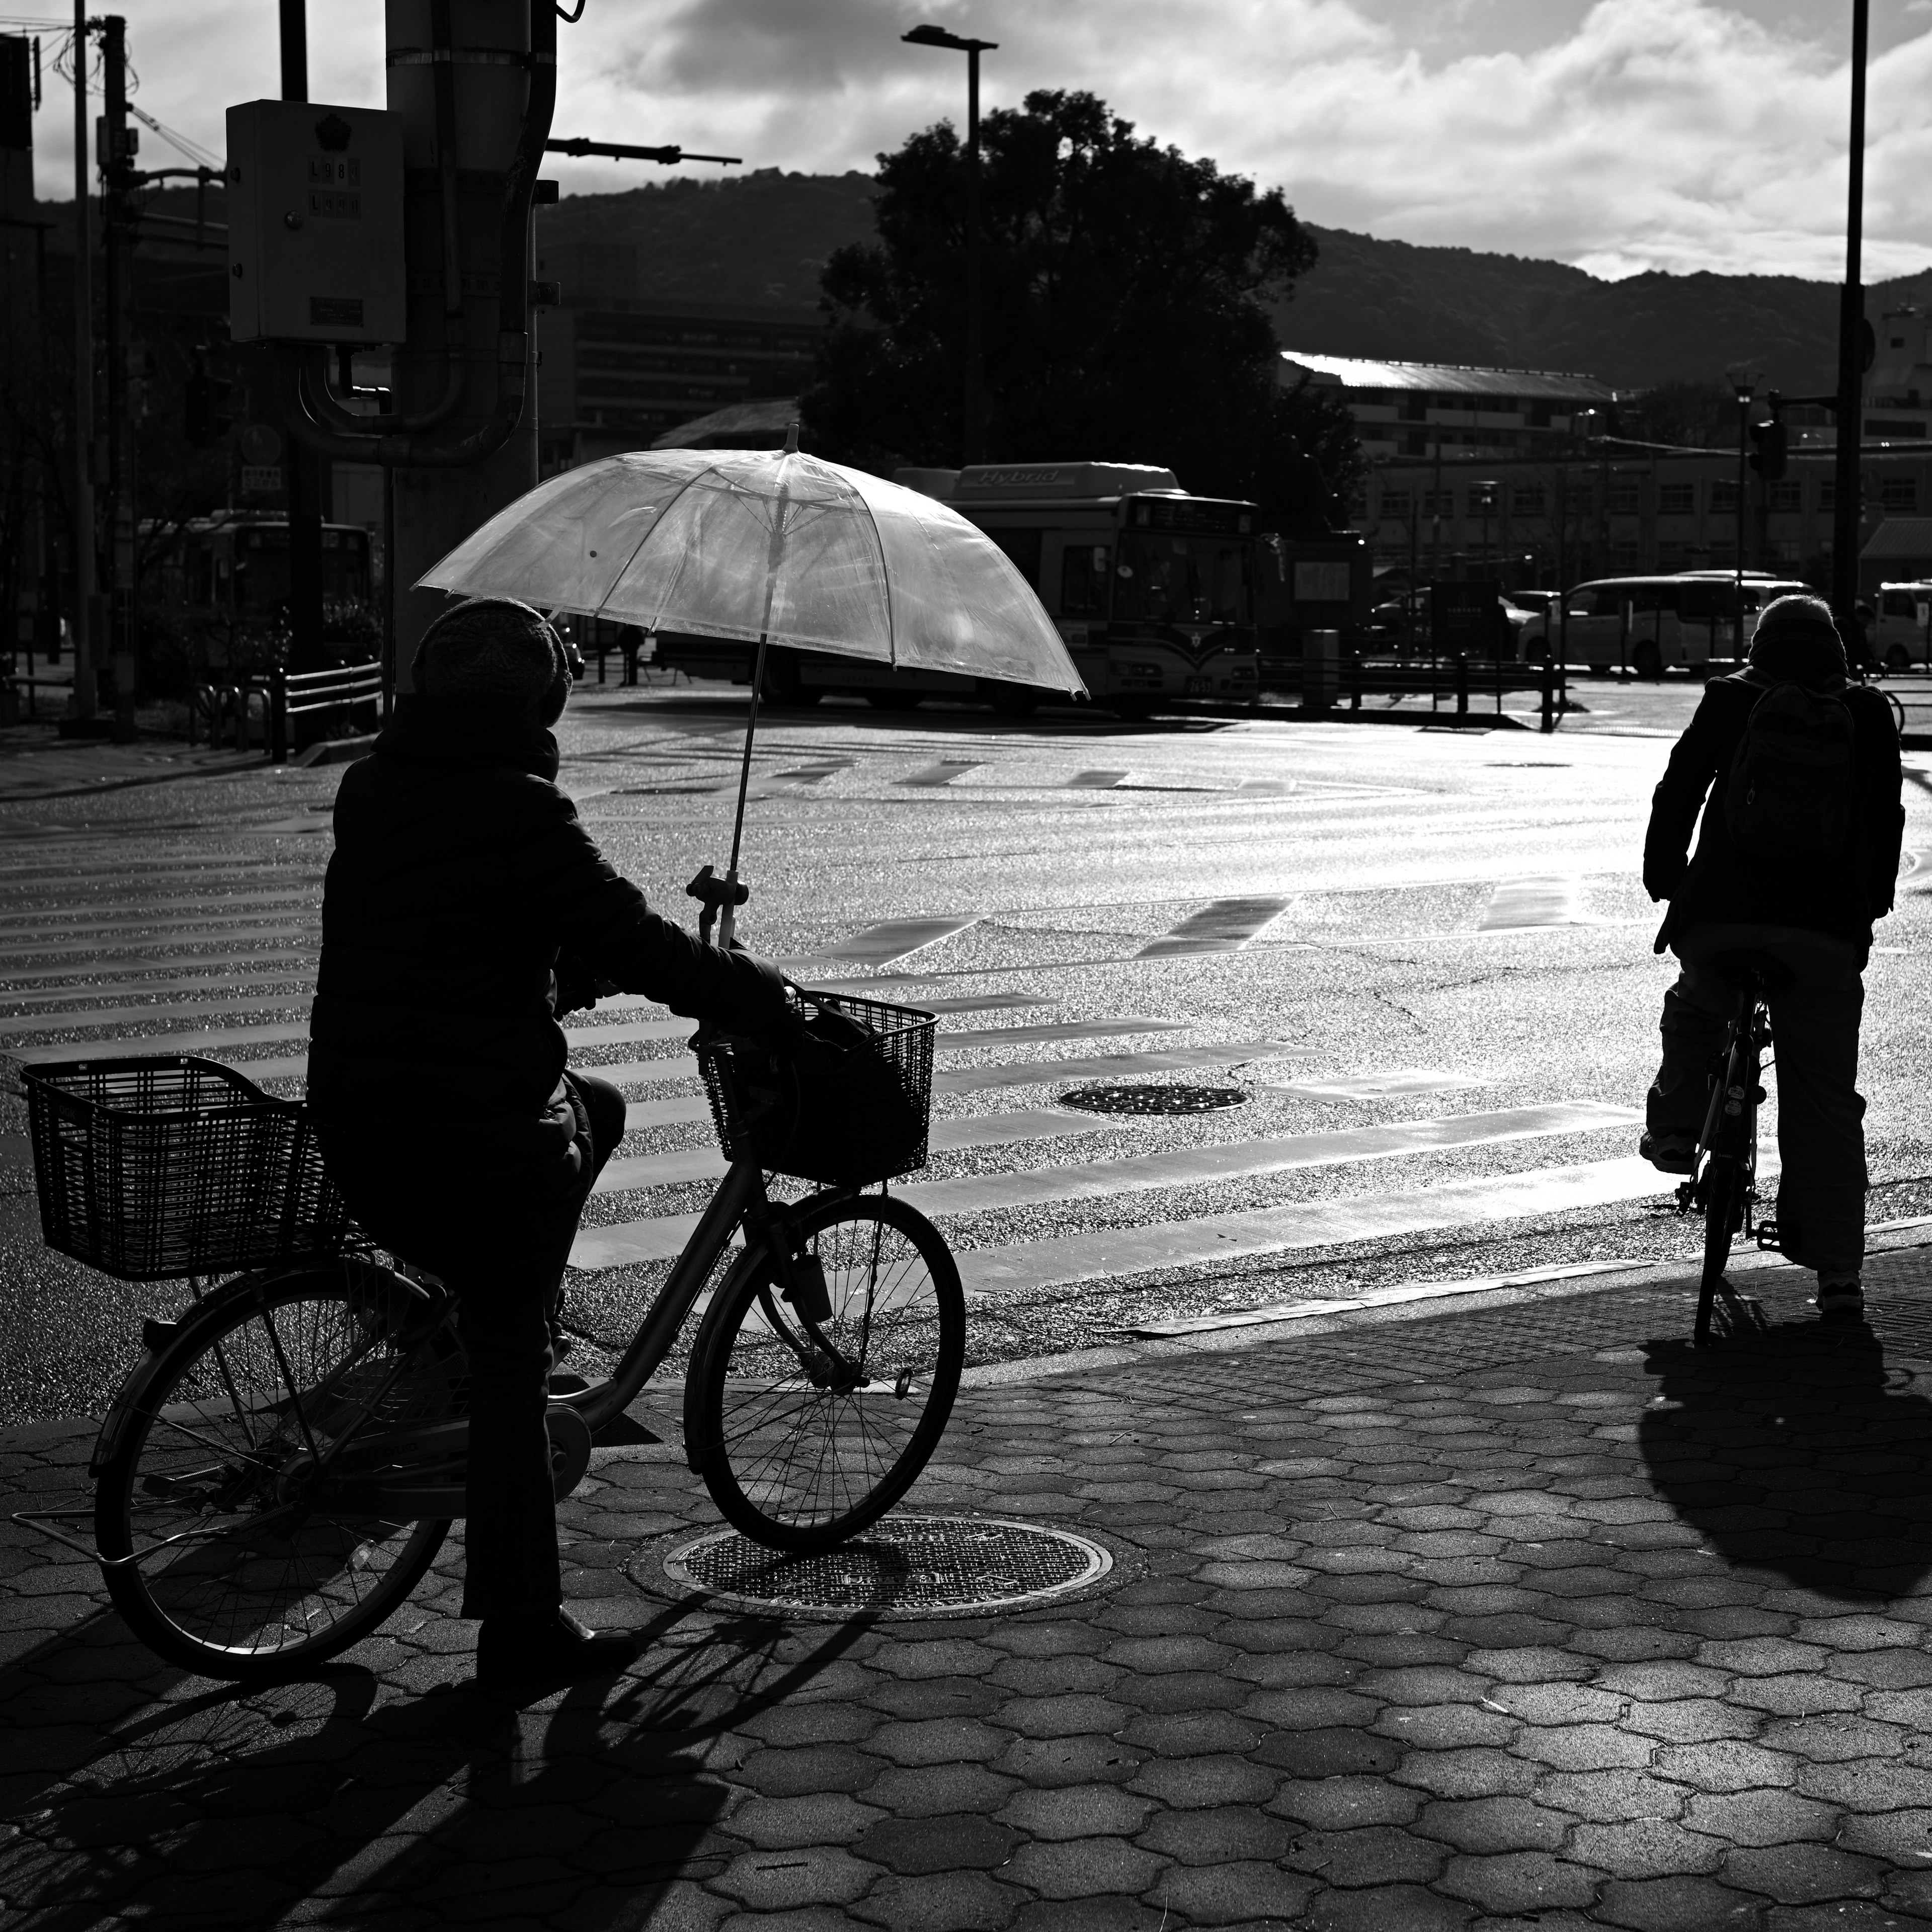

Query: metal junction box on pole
[[226, 100, 405, 344]]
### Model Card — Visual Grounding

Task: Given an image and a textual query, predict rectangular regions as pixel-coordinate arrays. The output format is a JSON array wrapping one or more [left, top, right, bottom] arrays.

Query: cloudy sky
[[25, 0, 1932, 281]]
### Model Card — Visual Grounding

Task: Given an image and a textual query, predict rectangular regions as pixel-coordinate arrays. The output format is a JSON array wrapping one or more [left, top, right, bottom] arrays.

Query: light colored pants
[[1651, 922, 1867, 1281]]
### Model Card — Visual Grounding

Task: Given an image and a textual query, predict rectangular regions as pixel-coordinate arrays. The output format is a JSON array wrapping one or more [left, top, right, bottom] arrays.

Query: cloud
[[24, 0, 1932, 282]]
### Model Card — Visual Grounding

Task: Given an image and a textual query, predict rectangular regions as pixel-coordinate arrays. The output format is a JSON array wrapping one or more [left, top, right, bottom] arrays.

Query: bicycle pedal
[[1755, 1219, 1782, 1250]]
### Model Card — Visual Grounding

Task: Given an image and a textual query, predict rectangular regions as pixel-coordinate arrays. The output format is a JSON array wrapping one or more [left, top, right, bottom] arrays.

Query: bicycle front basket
[[696, 991, 936, 1187], [23, 1055, 351, 1282]]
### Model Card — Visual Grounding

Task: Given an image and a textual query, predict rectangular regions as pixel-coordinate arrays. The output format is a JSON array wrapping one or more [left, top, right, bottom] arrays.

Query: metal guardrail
[[0, 674, 73, 725], [268, 663, 384, 763], [1268, 651, 1567, 733]]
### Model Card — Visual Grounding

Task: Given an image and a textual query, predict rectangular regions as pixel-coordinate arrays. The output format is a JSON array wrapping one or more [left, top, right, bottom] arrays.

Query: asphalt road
[[3, 675, 1928, 1424]]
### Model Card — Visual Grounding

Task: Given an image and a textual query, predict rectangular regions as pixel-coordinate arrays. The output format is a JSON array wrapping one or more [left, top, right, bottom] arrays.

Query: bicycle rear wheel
[[94, 1260, 459, 1680], [687, 1194, 964, 1554]]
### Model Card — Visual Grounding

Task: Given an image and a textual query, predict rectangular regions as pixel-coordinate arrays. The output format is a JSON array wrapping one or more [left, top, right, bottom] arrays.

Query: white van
[[1875, 582, 1932, 671], [1524, 574, 1810, 676]]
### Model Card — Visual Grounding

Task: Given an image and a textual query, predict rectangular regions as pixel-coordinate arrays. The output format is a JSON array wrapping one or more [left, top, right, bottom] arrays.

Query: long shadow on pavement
[[1639, 1316, 1932, 1600], [0, 1595, 868, 1930]]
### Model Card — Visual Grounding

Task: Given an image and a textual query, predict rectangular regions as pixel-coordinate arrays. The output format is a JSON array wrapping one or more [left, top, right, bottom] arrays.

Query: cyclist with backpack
[[1642, 593, 1904, 1319]]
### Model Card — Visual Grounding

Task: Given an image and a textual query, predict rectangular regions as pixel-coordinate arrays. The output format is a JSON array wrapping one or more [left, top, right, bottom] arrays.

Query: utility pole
[[279, 0, 327, 681], [1832, 0, 1869, 642], [99, 13, 135, 738], [1729, 372, 1754, 663], [66, 0, 96, 725]]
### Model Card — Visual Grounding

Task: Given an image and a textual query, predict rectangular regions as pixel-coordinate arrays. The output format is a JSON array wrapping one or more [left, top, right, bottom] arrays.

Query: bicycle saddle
[[1704, 949, 1796, 993]]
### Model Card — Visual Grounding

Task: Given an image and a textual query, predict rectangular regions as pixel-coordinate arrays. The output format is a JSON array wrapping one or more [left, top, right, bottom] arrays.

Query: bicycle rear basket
[[23, 1056, 351, 1281], [696, 991, 935, 1187]]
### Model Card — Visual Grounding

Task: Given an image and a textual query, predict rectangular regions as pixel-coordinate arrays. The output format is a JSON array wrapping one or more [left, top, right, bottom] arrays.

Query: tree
[[803, 90, 1362, 532], [1620, 378, 1737, 450]]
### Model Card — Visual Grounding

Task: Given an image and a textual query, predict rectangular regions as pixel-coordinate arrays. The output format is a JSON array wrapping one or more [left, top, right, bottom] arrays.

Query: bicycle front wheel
[[687, 1195, 964, 1553], [94, 1261, 458, 1680]]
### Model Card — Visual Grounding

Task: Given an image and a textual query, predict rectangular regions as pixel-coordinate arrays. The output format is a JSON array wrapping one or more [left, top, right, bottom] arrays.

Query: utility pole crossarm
[[543, 138, 740, 164]]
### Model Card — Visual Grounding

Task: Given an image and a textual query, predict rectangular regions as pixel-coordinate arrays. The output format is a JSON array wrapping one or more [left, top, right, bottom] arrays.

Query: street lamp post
[[1832, 0, 1870, 643], [1473, 479, 1498, 580], [903, 23, 996, 466]]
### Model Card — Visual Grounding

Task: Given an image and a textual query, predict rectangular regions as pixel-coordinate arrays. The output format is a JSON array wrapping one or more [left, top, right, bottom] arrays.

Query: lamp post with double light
[[902, 23, 997, 465]]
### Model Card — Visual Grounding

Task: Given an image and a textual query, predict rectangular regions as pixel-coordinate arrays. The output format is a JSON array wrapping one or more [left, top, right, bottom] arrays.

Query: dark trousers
[[317, 1071, 627, 1621], [1649, 922, 1866, 1281]]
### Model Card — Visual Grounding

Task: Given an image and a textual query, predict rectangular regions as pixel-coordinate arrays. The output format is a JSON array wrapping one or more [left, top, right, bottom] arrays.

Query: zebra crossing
[[0, 824, 1668, 1332]]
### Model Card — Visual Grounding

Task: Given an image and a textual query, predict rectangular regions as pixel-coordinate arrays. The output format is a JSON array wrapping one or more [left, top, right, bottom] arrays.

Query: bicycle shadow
[[0, 1593, 869, 1930], [1638, 1316, 1932, 1600]]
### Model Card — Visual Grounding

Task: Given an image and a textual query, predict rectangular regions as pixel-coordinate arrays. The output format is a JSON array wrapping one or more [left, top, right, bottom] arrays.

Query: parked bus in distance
[[652, 462, 1262, 716], [1520, 572, 1809, 677], [152, 515, 375, 617], [1875, 582, 1932, 671]]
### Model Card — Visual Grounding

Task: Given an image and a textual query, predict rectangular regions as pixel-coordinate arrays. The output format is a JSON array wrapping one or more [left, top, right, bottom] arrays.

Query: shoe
[[476, 1608, 638, 1685], [1816, 1281, 1865, 1322], [1640, 1129, 1697, 1175]]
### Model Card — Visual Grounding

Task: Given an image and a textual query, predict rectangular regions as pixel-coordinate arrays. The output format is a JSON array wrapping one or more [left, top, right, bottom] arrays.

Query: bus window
[[1114, 533, 1250, 626], [1062, 544, 1109, 616], [987, 527, 1042, 590]]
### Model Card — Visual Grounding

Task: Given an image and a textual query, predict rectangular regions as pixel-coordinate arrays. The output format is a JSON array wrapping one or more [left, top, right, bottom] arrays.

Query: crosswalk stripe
[[951, 1157, 1670, 1299], [591, 1105, 1124, 1196], [935, 1017, 1188, 1049], [1263, 1070, 1477, 1101], [1137, 895, 1291, 958], [1479, 877, 1582, 930], [898, 761, 980, 787], [0, 976, 315, 1017], [0, 923, 316, 961], [582, 1036, 1296, 1097], [1068, 770, 1129, 788], [794, 916, 980, 967], [568, 1102, 1638, 1268], [0, 892, 318, 935]]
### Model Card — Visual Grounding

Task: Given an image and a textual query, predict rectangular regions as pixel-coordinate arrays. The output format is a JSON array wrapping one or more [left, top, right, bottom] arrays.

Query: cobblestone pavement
[[6, 1249, 1932, 1930]]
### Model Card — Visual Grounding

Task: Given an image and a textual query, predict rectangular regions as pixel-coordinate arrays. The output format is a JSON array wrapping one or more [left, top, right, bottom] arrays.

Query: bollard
[[1305, 629, 1339, 713], [1348, 651, 1362, 713], [268, 672, 289, 765], [1455, 651, 1469, 718]]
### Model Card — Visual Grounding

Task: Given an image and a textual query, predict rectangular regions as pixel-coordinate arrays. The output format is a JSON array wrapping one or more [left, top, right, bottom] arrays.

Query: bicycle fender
[[680, 1237, 776, 1474]]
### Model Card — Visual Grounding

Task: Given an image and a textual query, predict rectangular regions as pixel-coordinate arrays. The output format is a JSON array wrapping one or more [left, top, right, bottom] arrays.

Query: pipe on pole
[[279, 0, 329, 691], [67, 0, 94, 718], [1831, 0, 1869, 649]]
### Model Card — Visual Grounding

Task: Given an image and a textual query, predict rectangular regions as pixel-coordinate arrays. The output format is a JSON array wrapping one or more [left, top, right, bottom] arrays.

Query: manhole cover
[[1060, 1082, 1246, 1115], [648, 1515, 1114, 1621]]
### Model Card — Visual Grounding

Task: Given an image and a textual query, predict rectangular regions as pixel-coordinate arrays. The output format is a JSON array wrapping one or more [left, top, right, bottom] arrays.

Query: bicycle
[[1674, 951, 1788, 1347], [17, 987, 963, 1682]]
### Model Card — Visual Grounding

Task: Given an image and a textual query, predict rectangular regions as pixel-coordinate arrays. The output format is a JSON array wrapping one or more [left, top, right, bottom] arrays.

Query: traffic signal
[[185, 352, 231, 450], [1747, 417, 1788, 481]]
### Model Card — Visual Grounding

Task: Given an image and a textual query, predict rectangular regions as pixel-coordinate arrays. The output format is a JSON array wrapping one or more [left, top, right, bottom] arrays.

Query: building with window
[[532, 246, 824, 472], [1357, 444, 1932, 595], [1278, 352, 1619, 461]]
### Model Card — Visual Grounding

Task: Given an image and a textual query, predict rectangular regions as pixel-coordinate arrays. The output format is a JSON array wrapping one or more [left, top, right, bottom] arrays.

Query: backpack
[[1722, 679, 1855, 856]]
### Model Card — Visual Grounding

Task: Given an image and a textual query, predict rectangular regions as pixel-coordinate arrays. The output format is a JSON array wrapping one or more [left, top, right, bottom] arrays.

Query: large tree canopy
[[802, 90, 1360, 533]]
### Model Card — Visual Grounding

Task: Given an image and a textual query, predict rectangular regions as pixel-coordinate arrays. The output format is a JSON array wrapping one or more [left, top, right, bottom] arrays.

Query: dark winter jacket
[[1643, 634, 1904, 960], [307, 696, 786, 1138]]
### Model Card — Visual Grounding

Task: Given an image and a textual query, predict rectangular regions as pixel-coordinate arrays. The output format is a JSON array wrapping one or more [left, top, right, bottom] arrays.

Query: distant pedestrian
[[307, 596, 791, 1683], [1640, 593, 1903, 1319]]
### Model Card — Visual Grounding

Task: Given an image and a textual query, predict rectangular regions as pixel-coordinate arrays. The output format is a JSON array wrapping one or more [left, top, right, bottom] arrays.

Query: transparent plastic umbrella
[[420, 437, 1084, 939]]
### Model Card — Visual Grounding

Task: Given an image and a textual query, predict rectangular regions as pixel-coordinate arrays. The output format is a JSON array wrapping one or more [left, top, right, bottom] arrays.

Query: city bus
[[1523, 572, 1809, 676], [650, 461, 1262, 716], [154, 515, 375, 617]]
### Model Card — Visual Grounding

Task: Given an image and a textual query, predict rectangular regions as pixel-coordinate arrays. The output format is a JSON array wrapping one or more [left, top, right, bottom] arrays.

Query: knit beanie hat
[[1749, 593, 1847, 678], [413, 597, 566, 714]]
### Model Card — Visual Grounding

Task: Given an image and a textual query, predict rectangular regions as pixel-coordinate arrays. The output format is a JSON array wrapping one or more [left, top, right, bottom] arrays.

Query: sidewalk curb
[[958, 1224, 1932, 1390]]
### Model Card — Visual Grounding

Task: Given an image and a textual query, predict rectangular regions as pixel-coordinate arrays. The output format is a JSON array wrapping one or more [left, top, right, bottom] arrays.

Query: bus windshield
[[1113, 531, 1251, 626]]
